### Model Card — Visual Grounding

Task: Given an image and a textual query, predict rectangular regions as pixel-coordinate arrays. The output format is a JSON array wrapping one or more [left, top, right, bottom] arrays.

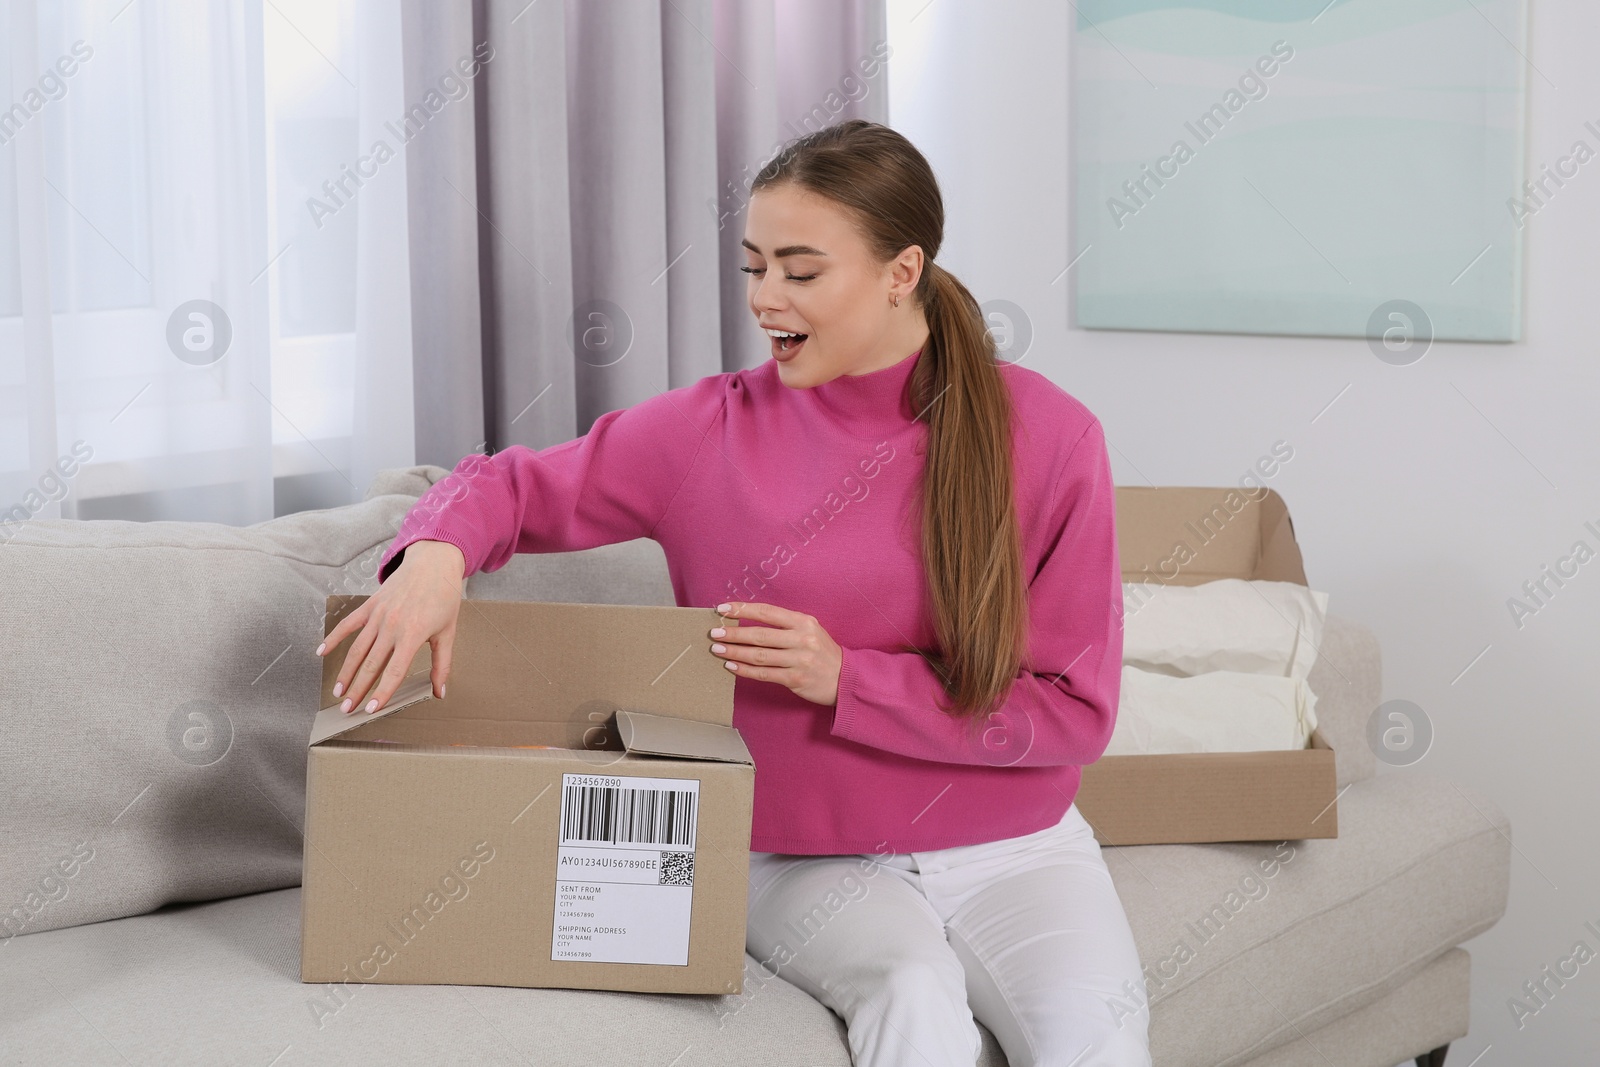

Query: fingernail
[[333, 681, 344, 698], [365, 699, 378, 713], [316, 642, 326, 656], [712, 644, 726, 653], [710, 628, 725, 638], [441, 684, 446, 699], [716, 602, 731, 613], [724, 661, 738, 671], [340, 698, 352, 713]]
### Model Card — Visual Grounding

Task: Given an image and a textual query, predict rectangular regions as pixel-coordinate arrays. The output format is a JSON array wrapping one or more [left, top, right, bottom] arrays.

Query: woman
[[318, 120, 1151, 1067]]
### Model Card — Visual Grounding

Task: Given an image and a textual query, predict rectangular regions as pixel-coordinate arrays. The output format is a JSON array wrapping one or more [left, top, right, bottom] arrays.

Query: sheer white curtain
[[2, 0, 888, 528], [0, 0, 412, 526]]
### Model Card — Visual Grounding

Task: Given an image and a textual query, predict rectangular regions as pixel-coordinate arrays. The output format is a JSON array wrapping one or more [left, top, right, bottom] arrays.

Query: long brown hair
[[751, 120, 1026, 724]]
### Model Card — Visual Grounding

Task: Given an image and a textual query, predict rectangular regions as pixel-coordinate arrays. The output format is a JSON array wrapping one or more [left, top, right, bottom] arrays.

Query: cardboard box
[[300, 596, 754, 995], [1072, 486, 1340, 846]]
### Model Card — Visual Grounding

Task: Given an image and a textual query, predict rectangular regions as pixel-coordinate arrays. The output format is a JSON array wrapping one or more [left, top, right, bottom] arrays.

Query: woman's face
[[743, 183, 921, 386]]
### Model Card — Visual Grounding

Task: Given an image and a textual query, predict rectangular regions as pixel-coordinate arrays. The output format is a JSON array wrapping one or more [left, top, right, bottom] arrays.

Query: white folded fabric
[[1122, 578, 1330, 682], [1105, 666, 1319, 756], [1109, 578, 1331, 755]]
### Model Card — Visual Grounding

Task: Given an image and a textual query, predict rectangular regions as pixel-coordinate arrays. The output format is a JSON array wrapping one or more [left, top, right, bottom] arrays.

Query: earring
[[891, 294, 900, 308]]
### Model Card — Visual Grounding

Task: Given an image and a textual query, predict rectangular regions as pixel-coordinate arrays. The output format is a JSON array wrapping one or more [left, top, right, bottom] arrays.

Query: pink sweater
[[376, 346, 1124, 855]]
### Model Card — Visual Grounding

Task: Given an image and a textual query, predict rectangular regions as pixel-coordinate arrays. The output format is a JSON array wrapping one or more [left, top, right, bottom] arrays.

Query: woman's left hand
[[709, 601, 842, 707]]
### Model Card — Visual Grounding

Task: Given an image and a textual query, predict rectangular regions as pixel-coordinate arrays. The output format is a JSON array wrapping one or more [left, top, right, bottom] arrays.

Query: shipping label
[[552, 773, 700, 965]]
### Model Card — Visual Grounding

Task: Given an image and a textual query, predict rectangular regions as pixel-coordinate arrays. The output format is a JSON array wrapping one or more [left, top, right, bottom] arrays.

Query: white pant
[[745, 803, 1153, 1067]]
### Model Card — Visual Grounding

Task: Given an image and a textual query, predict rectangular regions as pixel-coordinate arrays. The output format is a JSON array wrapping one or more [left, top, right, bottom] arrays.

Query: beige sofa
[[0, 466, 1509, 1066]]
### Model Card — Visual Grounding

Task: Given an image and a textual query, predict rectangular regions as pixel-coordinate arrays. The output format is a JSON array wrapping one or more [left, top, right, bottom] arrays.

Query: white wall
[[888, 1, 1600, 1063]]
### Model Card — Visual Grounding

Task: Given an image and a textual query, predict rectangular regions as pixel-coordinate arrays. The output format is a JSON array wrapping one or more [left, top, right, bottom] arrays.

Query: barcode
[[560, 779, 699, 848]]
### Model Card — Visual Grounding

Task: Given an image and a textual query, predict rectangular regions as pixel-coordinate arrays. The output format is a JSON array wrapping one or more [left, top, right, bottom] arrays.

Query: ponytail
[[907, 262, 1027, 720]]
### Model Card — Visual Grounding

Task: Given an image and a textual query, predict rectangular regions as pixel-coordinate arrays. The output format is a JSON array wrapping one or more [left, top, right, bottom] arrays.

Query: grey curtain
[[396, 0, 889, 468]]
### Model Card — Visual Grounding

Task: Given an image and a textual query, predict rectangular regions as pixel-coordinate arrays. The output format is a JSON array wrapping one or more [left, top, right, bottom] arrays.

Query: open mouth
[[772, 333, 808, 359]]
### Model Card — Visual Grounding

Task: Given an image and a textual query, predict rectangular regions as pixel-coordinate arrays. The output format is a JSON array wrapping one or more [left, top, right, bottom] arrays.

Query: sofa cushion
[[0, 477, 440, 940], [0, 887, 862, 1066], [1111, 771, 1509, 1066]]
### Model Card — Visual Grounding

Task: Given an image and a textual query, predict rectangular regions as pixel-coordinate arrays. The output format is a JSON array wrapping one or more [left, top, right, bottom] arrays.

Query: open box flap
[[309, 671, 435, 746], [1114, 485, 1308, 587], [616, 708, 753, 765], [319, 596, 739, 730]]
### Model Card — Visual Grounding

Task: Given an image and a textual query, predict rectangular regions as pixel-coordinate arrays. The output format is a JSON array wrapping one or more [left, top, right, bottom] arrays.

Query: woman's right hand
[[316, 539, 468, 715]]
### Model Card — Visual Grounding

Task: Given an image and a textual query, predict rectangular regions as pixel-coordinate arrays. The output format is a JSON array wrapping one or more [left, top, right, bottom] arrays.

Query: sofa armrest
[[1308, 611, 1381, 788]]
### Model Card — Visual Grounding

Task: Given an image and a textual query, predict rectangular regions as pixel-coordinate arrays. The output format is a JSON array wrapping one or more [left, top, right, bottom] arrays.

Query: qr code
[[659, 851, 694, 886]]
